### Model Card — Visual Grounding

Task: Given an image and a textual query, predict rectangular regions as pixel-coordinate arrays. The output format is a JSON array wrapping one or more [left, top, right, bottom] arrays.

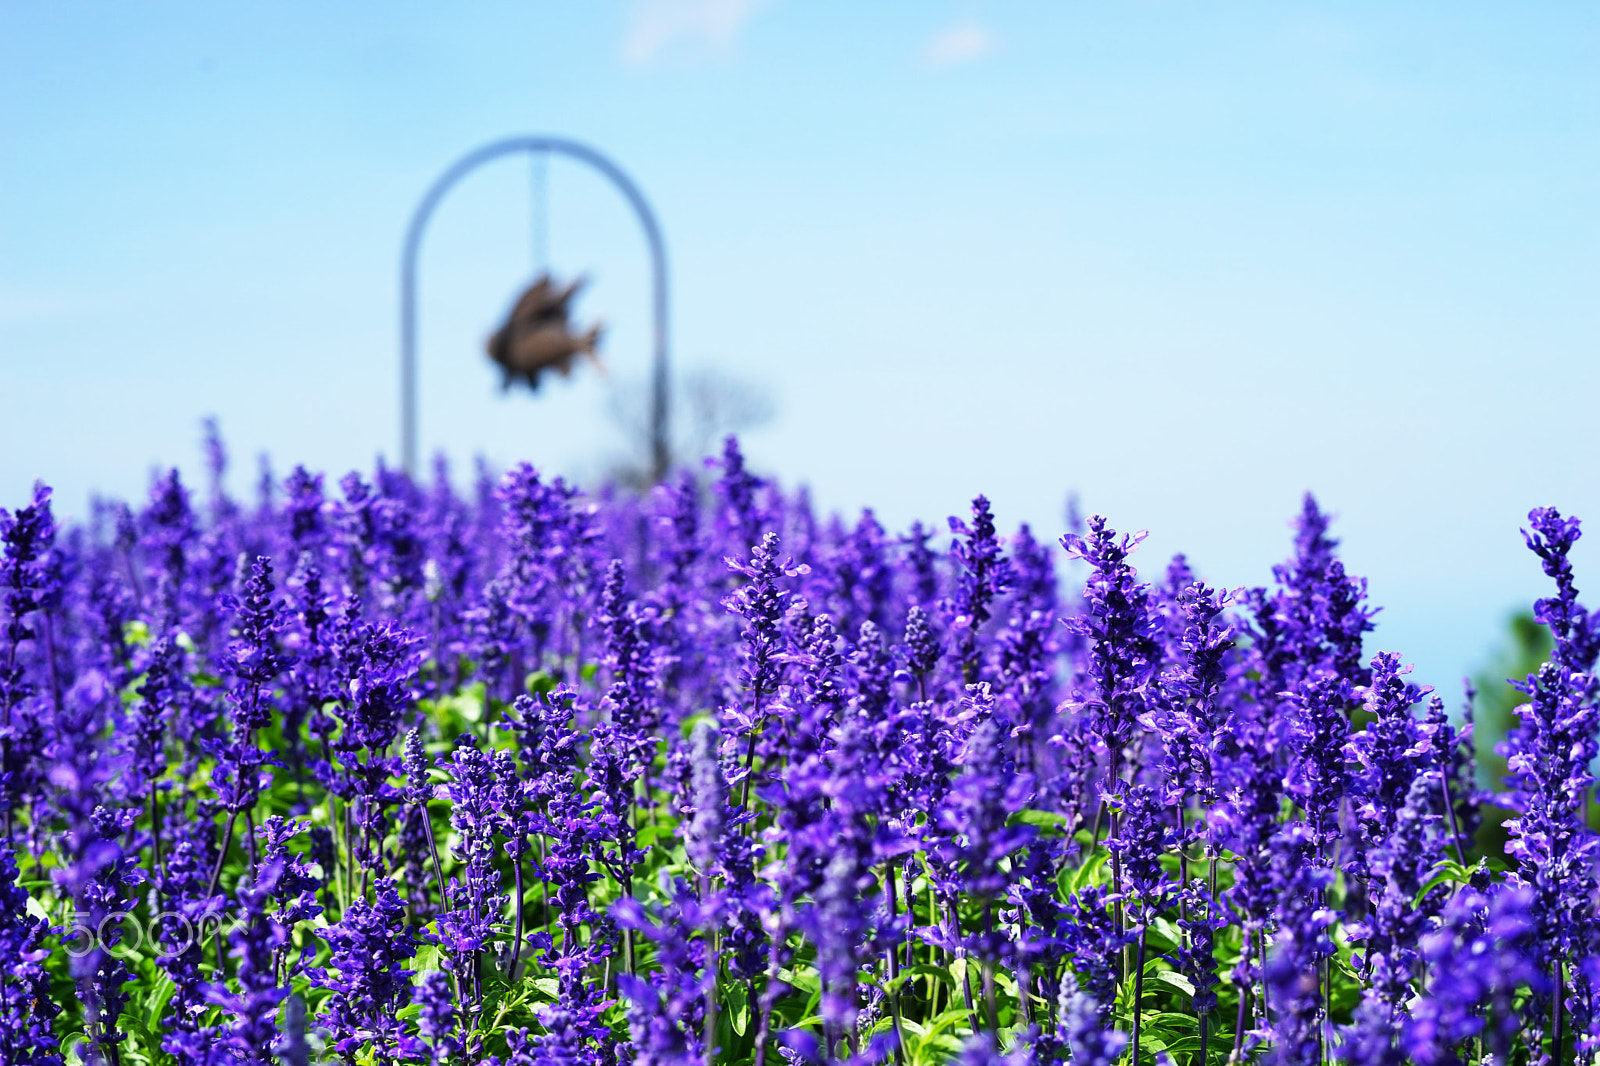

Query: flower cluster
[[0, 437, 1590, 1066]]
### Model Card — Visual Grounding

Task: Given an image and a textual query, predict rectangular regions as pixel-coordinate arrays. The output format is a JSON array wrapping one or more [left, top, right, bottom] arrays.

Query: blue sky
[[2, 1, 1596, 693]]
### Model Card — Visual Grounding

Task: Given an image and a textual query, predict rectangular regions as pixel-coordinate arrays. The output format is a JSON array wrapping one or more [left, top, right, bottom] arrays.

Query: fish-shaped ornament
[[486, 273, 605, 392]]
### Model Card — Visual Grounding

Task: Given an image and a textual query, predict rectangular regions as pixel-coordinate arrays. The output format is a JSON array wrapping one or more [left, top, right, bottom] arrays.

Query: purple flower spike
[[403, 727, 432, 805], [1057, 972, 1127, 1066], [724, 531, 807, 802], [1252, 494, 1376, 694], [1522, 507, 1599, 672], [316, 877, 418, 1054], [1, 482, 61, 818], [948, 495, 1012, 685], [714, 435, 769, 558], [221, 555, 286, 733], [1347, 652, 1433, 855], [1502, 660, 1599, 967], [1061, 516, 1159, 786], [1, 482, 60, 702], [415, 969, 459, 1062], [902, 604, 941, 686], [1282, 672, 1350, 855], [1262, 823, 1334, 1065], [336, 618, 420, 753], [0, 835, 61, 1064], [1149, 581, 1234, 813], [685, 722, 726, 878], [1103, 783, 1170, 913], [1403, 885, 1544, 1066], [726, 532, 804, 706]]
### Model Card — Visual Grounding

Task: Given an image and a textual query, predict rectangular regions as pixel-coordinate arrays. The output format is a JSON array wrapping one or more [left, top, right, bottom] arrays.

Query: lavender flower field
[[2, 436, 1596, 1065]]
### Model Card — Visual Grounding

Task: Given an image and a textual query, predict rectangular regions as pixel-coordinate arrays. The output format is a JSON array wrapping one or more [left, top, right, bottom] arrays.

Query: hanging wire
[[530, 150, 549, 277]]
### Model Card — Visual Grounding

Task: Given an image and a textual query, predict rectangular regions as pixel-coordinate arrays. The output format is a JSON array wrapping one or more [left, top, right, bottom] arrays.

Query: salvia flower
[[1150, 581, 1234, 814], [1057, 971, 1127, 1066], [1281, 672, 1351, 855], [714, 435, 768, 559], [726, 532, 805, 706], [200, 858, 291, 1062], [1522, 507, 1599, 672], [1255, 493, 1376, 693], [685, 721, 727, 878], [1262, 823, 1334, 1065], [1502, 660, 1599, 976], [336, 617, 420, 753], [1060, 516, 1159, 784], [1347, 652, 1433, 857], [415, 969, 459, 1062], [0, 834, 61, 1064], [902, 604, 941, 688], [1103, 783, 1171, 914], [316, 877, 418, 1054], [1402, 884, 1545, 1065], [948, 495, 1012, 685], [1, 481, 59, 712], [1, 454, 1596, 1066]]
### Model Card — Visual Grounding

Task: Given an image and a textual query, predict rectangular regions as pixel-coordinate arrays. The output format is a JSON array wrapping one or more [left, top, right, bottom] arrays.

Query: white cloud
[[924, 21, 998, 68], [622, 0, 770, 67]]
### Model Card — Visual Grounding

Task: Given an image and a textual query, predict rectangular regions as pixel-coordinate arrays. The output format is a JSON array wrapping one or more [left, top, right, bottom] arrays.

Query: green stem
[[884, 867, 908, 1064], [703, 919, 720, 1061], [982, 903, 999, 1033], [205, 811, 238, 900], [509, 853, 526, 980], [946, 896, 979, 1034], [739, 689, 763, 813], [1131, 921, 1148, 1064]]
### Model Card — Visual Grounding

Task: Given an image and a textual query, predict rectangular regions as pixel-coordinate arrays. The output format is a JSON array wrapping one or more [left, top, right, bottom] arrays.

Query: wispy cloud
[[923, 20, 998, 68], [622, 0, 770, 67]]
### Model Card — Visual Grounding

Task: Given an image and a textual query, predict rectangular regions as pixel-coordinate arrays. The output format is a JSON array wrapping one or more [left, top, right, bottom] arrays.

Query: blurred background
[[1, 1, 1596, 702]]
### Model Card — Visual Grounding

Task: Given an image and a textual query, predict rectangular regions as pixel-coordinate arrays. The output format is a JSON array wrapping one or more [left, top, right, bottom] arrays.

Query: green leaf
[[1146, 917, 1184, 955], [1009, 808, 1070, 829], [1413, 858, 1482, 905], [676, 711, 718, 738], [882, 964, 958, 996], [438, 682, 488, 724], [777, 966, 821, 998], [1070, 850, 1109, 894], [1154, 970, 1196, 998], [142, 972, 176, 1020], [902, 1005, 974, 1066]]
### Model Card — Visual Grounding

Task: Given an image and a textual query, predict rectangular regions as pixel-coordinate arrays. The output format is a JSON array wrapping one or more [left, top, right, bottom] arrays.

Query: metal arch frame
[[400, 135, 670, 481]]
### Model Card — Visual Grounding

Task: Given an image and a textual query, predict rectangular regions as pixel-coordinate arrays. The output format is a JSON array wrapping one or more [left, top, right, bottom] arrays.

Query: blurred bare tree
[[605, 366, 775, 487]]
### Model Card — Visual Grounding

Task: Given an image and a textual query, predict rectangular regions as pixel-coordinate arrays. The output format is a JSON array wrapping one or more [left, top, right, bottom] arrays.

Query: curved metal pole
[[401, 136, 670, 481]]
